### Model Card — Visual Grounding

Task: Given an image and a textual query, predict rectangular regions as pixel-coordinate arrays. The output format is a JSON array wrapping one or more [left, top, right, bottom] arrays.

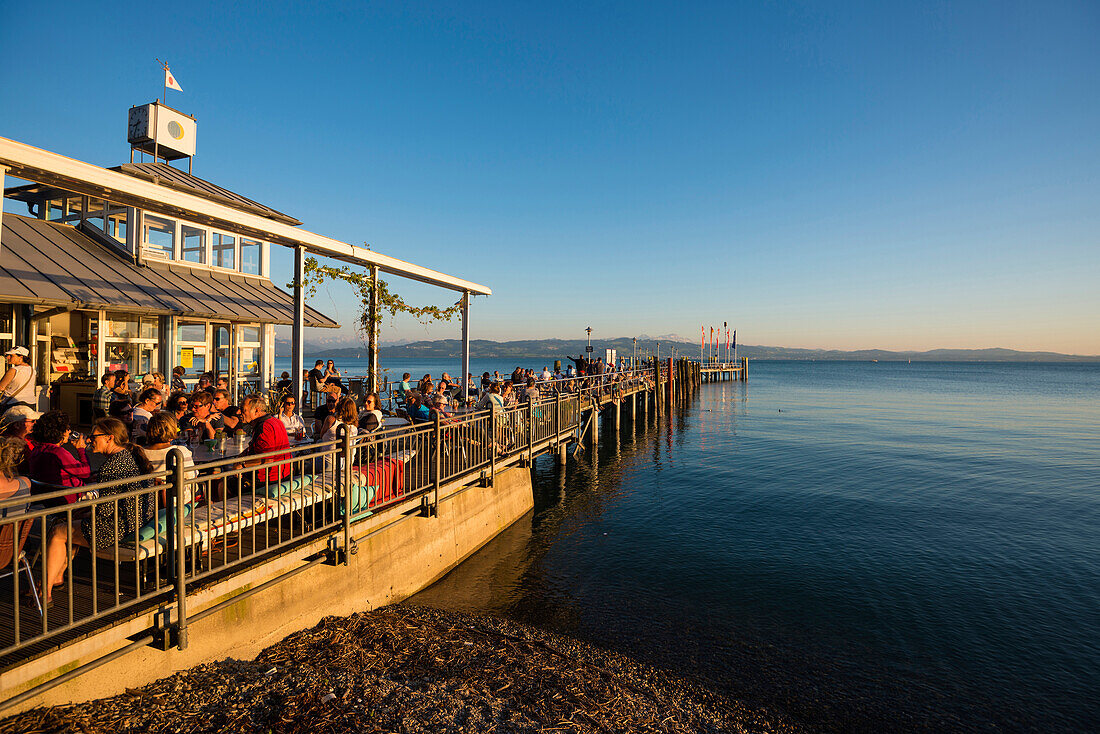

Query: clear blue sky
[[2, 1, 1098, 354]]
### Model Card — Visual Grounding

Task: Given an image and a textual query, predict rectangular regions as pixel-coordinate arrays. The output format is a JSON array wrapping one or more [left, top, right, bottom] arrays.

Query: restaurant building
[[1, 102, 489, 419]]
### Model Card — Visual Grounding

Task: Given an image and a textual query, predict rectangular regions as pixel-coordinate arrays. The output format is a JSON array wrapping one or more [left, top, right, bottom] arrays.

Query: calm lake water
[[403, 361, 1100, 733]]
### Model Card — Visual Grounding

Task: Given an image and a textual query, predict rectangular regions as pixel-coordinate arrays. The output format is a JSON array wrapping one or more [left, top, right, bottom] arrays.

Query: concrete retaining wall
[[3, 466, 534, 711]]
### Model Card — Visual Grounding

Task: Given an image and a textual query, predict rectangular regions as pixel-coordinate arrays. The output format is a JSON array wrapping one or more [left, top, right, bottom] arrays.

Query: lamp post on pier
[[632, 337, 636, 369]]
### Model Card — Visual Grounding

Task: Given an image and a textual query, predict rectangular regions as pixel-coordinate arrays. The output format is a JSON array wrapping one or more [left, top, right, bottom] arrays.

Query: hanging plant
[[296, 254, 461, 342]]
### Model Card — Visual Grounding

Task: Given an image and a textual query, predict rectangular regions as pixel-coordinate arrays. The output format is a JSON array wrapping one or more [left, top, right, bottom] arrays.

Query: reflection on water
[[408, 362, 1100, 733]]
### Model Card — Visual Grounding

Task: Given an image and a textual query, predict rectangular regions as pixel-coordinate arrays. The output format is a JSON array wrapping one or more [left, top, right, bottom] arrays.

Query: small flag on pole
[[165, 67, 183, 92]]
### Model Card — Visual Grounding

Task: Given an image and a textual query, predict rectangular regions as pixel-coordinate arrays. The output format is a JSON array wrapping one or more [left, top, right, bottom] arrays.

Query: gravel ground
[[2, 606, 806, 734]]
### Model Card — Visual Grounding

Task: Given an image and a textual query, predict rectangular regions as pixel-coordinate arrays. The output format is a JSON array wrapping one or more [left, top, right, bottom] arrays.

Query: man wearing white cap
[[0, 347, 36, 416]]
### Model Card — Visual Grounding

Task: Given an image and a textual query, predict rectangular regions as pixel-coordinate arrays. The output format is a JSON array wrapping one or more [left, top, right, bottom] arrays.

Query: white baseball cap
[[0, 404, 41, 428], [4, 346, 29, 358]]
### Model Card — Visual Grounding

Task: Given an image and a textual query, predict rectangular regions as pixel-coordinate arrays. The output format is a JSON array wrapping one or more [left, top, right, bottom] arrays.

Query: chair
[[0, 517, 43, 616]]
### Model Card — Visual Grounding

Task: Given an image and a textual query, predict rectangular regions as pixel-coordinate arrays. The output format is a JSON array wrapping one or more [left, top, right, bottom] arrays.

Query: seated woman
[[27, 411, 90, 506], [170, 366, 187, 392], [274, 371, 293, 396], [324, 360, 346, 393], [44, 418, 155, 604], [0, 437, 32, 518], [278, 395, 306, 437], [166, 392, 190, 424], [404, 393, 432, 424], [358, 393, 385, 433], [319, 397, 357, 489], [142, 413, 197, 504]]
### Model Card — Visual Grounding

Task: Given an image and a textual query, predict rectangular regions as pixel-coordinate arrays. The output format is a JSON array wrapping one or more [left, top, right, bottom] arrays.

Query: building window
[[0, 305, 14, 355], [181, 224, 206, 264], [105, 206, 128, 244], [240, 238, 261, 275], [176, 321, 207, 343], [213, 233, 235, 269], [104, 312, 159, 377], [143, 214, 175, 258]]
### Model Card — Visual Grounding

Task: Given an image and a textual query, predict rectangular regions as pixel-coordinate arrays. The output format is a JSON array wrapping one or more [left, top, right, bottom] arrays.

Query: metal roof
[[0, 213, 338, 328], [0, 136, 492, 295], [110, 162, 303, 226]]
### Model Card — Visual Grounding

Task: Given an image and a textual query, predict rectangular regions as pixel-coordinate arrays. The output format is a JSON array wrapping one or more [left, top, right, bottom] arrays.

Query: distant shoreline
[[280, 339, 1100, 363]]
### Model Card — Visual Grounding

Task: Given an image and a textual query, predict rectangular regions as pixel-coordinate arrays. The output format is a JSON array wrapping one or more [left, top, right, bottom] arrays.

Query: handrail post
[[555, 391, 562, 447], [528, 399, 535, 463], [341, 424, 353, 564], [489, 405, 496, 486], [167, 447, 188, 651], [432, 411, 441, 514]]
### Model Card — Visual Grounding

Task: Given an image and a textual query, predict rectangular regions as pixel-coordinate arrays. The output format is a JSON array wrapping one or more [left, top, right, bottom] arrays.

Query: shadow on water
[[408, 372, 1099, 734]]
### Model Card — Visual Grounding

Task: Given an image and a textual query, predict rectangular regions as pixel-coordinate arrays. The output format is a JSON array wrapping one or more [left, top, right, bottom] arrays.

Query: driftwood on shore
[[2, 606, 799, 734]]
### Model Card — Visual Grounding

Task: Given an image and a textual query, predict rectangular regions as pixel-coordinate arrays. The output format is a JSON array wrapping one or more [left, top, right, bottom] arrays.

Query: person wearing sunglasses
[[166, 392, 189, 423], [277, 395, 305, 436], [44, 418, 154, 605]]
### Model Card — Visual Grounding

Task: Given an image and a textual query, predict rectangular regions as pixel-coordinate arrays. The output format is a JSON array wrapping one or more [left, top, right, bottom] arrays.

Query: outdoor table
[[185, 436, 313, 464], [382, 416, 410, 429]]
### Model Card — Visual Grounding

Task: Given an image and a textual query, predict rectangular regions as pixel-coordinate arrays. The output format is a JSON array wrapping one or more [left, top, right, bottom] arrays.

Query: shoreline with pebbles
[[2, 606, 804, 733]]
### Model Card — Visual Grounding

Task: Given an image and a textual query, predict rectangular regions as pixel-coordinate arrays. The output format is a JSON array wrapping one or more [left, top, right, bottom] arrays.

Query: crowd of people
[[0, 346, 655, 604]]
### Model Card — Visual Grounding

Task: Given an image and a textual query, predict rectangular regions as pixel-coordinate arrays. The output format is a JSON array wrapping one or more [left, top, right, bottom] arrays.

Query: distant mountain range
[[275, 338, 1098, 362]]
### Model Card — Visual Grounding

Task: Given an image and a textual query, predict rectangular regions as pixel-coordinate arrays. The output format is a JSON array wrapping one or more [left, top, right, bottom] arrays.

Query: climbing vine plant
[[298, 255, 462, 340]]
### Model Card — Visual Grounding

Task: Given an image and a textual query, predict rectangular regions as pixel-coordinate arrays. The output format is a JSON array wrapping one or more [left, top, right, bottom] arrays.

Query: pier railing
[[0, 391, 607, 679]]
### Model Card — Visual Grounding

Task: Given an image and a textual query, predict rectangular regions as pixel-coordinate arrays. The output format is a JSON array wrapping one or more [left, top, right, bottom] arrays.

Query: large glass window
[[104, 312, 159, 377], [213, 233, 235, 269], [181, 224, 206, 264], [143, 215, 175, 258], [240, 238, 261, 275], [176, 321, 207, 343]]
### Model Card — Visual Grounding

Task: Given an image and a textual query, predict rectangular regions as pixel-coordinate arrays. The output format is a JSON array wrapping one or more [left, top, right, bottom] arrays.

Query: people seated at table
[[0, 437, 32, 516], [112, 370, 135, 404], [501, 382, 517, 407], [417, 374, 433, 394], [235, 395, 291, 485], [196, 374, 213, 395], [278, 395, 305, 437], [309, 360, 341, 398], [132, 388, 162, 440], [171, 366, 186, 392], [182, 391, 216, 441], [108, 399, 136, 436], [481, 372, 493, 392], [313, 393, 338, 438], [438, 373, 454, 392], [524, 377, 540, 403], [92, 370, 115, 419], [210, 389, 232, 431], [430, 391, 453, 418], [221, 406, 244, 433], [0, 405, 39, 454], [475, 382, 505, 413], [398, 373, 412, 395], [44, 417, 155, 604], [27, 410, 89, 505], [540, 366, 552, 381], [166, 392, 189, 424], [358, 393, 385, 433], [274, 371, 293, 395], [325, 360, 346, 392], [321, 397, 358, 442], [404, 393, 432, 423], [142, 413, 196, 502], [214, 376, 229, 395]]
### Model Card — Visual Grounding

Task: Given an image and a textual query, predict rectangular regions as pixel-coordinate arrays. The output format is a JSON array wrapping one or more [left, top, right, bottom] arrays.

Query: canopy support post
[[292, 246, 305, 408], [461, 291, 470, 404], [368, 265, 379, 394]]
